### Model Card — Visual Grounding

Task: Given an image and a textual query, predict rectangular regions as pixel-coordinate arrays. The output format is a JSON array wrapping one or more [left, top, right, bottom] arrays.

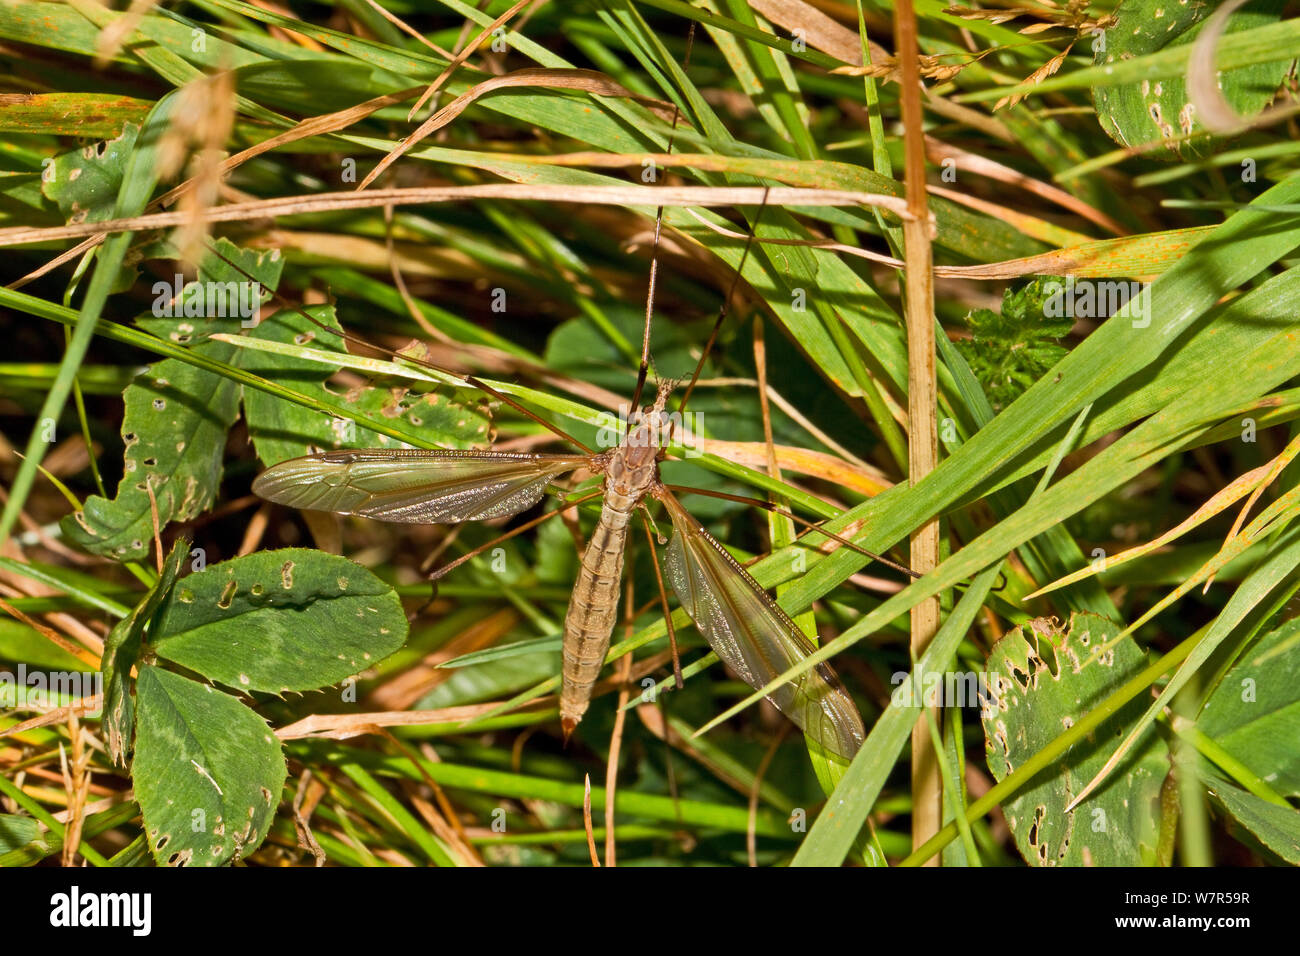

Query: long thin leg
[[665, 483, 1006, 591], [676, 185, 772, 419], [663, 483, 920, 579], [427, 488, 603, 581], [640, 507, 684, 690]]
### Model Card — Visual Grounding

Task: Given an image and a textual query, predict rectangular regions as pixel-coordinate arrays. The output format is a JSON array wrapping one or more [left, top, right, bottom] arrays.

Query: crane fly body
[[252, 374, 868, 759]]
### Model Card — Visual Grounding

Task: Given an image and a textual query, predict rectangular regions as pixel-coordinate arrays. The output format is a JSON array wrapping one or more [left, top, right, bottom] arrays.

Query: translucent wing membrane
[[658, 489, 866, 759], [252, 450, 590, 523]]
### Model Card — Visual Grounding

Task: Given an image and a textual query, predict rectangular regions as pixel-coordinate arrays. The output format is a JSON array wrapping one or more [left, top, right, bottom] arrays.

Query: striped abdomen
[[559, 496, 635, 734]]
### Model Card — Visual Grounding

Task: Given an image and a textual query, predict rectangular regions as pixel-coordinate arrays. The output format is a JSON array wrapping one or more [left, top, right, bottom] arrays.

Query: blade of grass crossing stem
[[701, 265, 1300, 752], [0, 773, 110, 866], [768, 186, 1300, 637], [790, 565, 1001, 866]]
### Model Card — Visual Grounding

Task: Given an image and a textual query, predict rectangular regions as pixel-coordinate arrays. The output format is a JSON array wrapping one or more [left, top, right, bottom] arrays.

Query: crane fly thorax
[[604, 381, 673, 504]]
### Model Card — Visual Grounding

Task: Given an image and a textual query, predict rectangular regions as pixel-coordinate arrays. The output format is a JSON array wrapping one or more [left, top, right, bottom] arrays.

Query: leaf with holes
[[148, 548, 407, 694], [100, 538, 189, 764], [1197, 617, 1300, 797], [132, 665, 285, 867], [1092, 0, 1292, 159], [981, 612, 1169, 865], [242, 303, 493, 466], [133, 236, 283, 344], [60, 240, 282, 561], [40, 122, 138, 224], [1208, 778, 1300, 864]]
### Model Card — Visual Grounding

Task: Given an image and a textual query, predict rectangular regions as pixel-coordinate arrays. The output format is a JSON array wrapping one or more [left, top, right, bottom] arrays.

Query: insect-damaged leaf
[[242, 303, 492, 467], [61, 240, 283, 561], [132, 665, 285, 867], [40, 122, 139, 224], [148, 548, 407, 694], [1092, 0, 1291, 159], [1197, 616, 1300, 797], [981, 612, 1168, 866], [100, 538, 189, 765]]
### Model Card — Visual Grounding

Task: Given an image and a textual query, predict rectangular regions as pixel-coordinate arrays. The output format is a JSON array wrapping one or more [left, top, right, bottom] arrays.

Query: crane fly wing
[[658, 490, 866, 759], [252, 450, 590, 523]]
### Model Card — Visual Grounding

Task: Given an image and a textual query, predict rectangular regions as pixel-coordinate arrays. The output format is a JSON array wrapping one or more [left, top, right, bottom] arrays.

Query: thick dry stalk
[[894, 0, 943, 863]]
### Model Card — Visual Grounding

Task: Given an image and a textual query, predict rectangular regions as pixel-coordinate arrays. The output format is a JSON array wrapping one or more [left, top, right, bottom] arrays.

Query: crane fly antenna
[[197, 239, 597, 454], [676, 184, 771, 421], [631, 21, 695, 412]]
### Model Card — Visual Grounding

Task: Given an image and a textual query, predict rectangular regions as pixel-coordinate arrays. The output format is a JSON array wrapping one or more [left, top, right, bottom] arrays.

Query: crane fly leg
[[663, 483, 920, 580], [640, 506, 684, 691], [427, 488, 603, 582]]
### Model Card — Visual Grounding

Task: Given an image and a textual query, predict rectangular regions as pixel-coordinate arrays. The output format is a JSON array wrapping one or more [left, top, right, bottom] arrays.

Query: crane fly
[[252, 373, 868, 758], [245, 20, 891, 757]]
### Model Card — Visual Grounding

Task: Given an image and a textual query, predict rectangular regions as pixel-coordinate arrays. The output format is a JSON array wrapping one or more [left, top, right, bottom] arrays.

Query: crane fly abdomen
[[559, 496, 633, 735], [558, 383, 670, 737]]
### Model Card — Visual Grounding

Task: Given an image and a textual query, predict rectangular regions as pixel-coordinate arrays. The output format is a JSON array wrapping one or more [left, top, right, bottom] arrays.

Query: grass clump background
[[0, 0, 1298, 868]]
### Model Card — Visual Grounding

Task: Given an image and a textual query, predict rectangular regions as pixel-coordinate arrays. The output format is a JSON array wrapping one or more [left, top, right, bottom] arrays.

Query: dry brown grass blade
[[166, 70, 237, 267], [356, 67, 682, 190], [291, 770, 328, 866], [0, 695, 103, 738], [59, 713, 93, 866], [690, 438, 893, 496], [275, 701, 549, 740], [370, 606, 519, 711], [361, 0, 456, 59], [0, 184, 914, 247], [680, 201, 1189, 281], [251, 0, 328, 51], [604, 622, 635, 866], [8, 84, 425, 289], [583, 773, 601, 866], [927, 182, 1093, 247], [89, 0, 154, 65], [747, 729, 785, 868], [405, 0, 535, 120], [748, 0, 889, 64], [0, 596, 100, 667], [923, 134, 1124, 235], [634, 704, 772, 800], [1205, 430, 1300, 591]]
